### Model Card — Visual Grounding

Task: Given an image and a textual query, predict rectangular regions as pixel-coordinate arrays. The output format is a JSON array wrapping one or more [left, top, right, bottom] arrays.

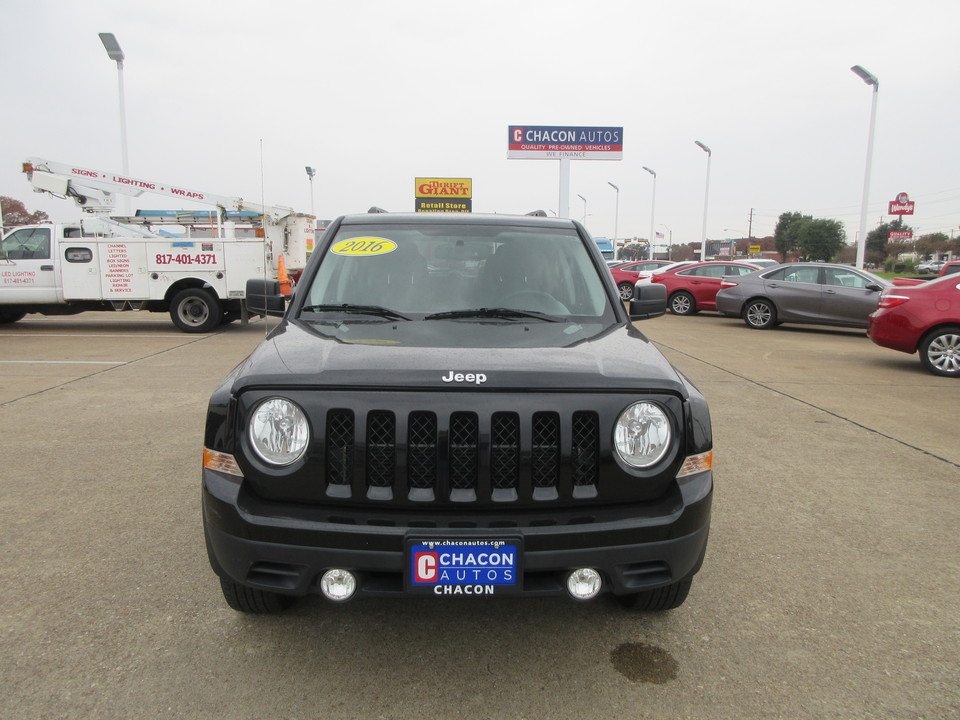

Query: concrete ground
[[1, 310, 957, 719]]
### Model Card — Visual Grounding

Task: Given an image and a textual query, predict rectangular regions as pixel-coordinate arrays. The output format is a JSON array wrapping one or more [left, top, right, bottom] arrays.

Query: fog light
[[319, 569, 357, 602], [566, 568, 603, 601]]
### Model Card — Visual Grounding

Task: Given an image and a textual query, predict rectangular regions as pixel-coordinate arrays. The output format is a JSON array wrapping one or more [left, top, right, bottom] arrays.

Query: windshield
[[300, 222, 615, 323]]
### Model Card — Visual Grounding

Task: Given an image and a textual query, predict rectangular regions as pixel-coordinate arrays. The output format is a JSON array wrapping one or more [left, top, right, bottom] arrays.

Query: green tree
[[795, 218, 846, 261], [914, 232, 950, 260], [773, 211, 811, 261], [1, 196, 49, 229]]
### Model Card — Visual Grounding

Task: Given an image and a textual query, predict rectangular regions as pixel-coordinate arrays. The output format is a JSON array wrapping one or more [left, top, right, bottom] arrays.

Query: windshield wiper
[[300, 303, 411, 320], [424, 307, 558, 322]]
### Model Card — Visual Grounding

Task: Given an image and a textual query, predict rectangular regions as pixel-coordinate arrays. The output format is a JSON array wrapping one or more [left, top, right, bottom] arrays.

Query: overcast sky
[[2, 0, 959, 248]]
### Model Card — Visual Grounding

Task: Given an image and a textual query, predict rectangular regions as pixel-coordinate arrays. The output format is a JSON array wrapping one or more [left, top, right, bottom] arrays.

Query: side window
[[1, 227, 51, 260], [678, 266, 705, 277], [65, 247, 94, 263], [781, 267, 821, 284], [700, 265, 727, 278], [824, 268, 867, 288]]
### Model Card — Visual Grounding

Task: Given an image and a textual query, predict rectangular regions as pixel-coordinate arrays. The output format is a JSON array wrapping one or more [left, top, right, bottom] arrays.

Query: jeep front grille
[[321, 408, 599, 504]]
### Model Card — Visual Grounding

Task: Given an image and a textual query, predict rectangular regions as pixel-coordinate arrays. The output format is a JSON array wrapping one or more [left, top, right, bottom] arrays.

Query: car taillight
[[878, 294, 910, 309], [719, 280, 738, 288], [651, 275, 664, 283]]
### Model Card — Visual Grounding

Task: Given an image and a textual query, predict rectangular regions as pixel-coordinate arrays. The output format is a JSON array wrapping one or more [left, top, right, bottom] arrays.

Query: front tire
[[743, 299, 777, 329], [669, 291, 696, 315], [617, 578, 692, 611], [0, 312, 26, 324], [617, 282, 635, 301], [919, 326, 960, 377], [219, 577, 296, 614], [170, 288, 222, 333]]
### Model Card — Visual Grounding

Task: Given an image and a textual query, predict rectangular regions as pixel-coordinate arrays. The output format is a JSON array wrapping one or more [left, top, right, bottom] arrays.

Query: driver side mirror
[[865, 283, 883, 292], [628, 283, 667, 321]]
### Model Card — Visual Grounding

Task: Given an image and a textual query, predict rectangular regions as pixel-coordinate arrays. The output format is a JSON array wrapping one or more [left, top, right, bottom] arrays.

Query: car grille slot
[[326, 409, 354, 486], [449, 412, 479, 491], [407, 411, 437, 490], [366, 411, 395, 488], [491, 412, 520, 490], [531, 412, 560, 488], [572, 411, 599, 486]]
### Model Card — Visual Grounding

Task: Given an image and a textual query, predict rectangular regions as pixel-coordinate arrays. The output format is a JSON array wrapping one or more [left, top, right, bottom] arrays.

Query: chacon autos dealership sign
[[508, 126, 623, 160]]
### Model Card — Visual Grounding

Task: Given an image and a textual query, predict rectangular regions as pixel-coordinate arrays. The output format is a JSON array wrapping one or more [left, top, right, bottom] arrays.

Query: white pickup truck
[[1, 218, 278, 332]]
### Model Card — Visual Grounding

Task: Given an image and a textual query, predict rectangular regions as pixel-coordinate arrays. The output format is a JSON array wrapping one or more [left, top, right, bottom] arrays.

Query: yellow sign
[[749, 245, 761, 254], [415, 178, 472, 199], [331, 237, 397, 256]]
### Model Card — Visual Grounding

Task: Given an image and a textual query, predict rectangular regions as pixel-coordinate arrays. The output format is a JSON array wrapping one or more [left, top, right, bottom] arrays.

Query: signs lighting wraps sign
[[508, 126, 623, 160], [415, 177, 472, 213]]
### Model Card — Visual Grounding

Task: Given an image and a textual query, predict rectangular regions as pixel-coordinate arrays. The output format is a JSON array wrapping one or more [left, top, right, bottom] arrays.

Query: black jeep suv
[[202, 212, 713, 612]]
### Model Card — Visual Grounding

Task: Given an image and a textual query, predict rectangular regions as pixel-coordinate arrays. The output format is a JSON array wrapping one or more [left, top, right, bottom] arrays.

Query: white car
[[634, 260, 697, 286], [917, 260, 944, 274]]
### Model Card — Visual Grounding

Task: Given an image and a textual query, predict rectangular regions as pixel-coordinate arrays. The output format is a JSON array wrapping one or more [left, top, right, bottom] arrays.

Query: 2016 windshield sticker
[[331, 237, 397, 257]]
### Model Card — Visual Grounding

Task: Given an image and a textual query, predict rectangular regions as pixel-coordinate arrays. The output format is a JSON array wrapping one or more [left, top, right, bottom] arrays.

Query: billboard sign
[[888, 192, 915, 215], [508, 126, 623, 160], [888, 231, 913, 240], [415, 177, 472, 213]]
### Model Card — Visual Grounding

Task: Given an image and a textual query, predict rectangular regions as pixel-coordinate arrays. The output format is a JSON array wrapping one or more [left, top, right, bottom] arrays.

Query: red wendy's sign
[[888, 192, 915, 215]]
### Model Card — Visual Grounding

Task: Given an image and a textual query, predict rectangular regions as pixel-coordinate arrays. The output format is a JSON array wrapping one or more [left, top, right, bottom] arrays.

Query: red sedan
[[868, 274, 960, 377], [651, 261, 761, 315], [609, 260, 672, 300]]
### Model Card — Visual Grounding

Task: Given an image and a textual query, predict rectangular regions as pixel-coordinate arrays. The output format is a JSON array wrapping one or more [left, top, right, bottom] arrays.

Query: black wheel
[[617, 578, 692, 611], [617, 282, 635, 301], [743, 298, 777, 329], [919, 326, 960, 377], [170, 288, 222, 333], [669, 291, 696, 315], [219, 577, 296, 614], [0, 312, 26, 324]]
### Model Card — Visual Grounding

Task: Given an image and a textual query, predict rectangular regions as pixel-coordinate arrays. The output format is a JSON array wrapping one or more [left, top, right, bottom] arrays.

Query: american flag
[[655, 231, 664, 239]]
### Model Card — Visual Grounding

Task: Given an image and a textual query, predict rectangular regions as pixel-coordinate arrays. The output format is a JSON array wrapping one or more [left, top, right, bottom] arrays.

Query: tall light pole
[[642, 166, 657, 257], [851, 64, 879, 270], [577, 194, 587, 224], [99, 33, 129, 214], [305, 166, 316, 217], [694, 141, 711, 259], [607, 182, 619, 244]]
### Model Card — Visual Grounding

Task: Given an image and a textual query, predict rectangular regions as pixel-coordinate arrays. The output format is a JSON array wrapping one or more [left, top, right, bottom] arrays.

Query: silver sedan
[[715, 263, 890, 330]]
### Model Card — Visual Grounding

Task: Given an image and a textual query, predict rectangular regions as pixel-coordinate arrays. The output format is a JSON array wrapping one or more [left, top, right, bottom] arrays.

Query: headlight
[[614, 402, 672, 468], [248, 397, 309, 466]]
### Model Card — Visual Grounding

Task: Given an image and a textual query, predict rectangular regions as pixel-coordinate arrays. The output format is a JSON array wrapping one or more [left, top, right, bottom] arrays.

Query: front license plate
[[405, 538, 522, 596]]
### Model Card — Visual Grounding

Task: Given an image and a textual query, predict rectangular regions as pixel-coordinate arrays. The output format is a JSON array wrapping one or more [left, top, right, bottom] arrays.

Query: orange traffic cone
[[277, 255, 292, 296]]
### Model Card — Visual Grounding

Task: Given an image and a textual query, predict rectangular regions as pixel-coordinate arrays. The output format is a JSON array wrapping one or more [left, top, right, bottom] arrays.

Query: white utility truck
[[0, 158, 314, 332]]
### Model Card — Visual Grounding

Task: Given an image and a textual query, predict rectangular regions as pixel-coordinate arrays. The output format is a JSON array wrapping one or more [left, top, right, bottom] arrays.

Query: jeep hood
[[228, 319, 688, 395]]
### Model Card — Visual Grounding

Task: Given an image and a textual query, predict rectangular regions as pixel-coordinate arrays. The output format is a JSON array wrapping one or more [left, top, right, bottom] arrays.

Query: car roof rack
[[367, 206, 389, 214]]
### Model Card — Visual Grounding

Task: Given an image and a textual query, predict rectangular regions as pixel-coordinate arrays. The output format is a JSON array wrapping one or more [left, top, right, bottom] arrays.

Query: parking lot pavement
[[1, 312, 957, 719]]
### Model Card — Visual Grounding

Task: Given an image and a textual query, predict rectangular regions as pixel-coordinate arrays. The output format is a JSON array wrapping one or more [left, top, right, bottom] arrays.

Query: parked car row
[[624, 260, 959, 378]]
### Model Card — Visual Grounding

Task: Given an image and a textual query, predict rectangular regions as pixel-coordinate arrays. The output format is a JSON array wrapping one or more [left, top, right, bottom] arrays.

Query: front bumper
[[202, 468, 713, 599]]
